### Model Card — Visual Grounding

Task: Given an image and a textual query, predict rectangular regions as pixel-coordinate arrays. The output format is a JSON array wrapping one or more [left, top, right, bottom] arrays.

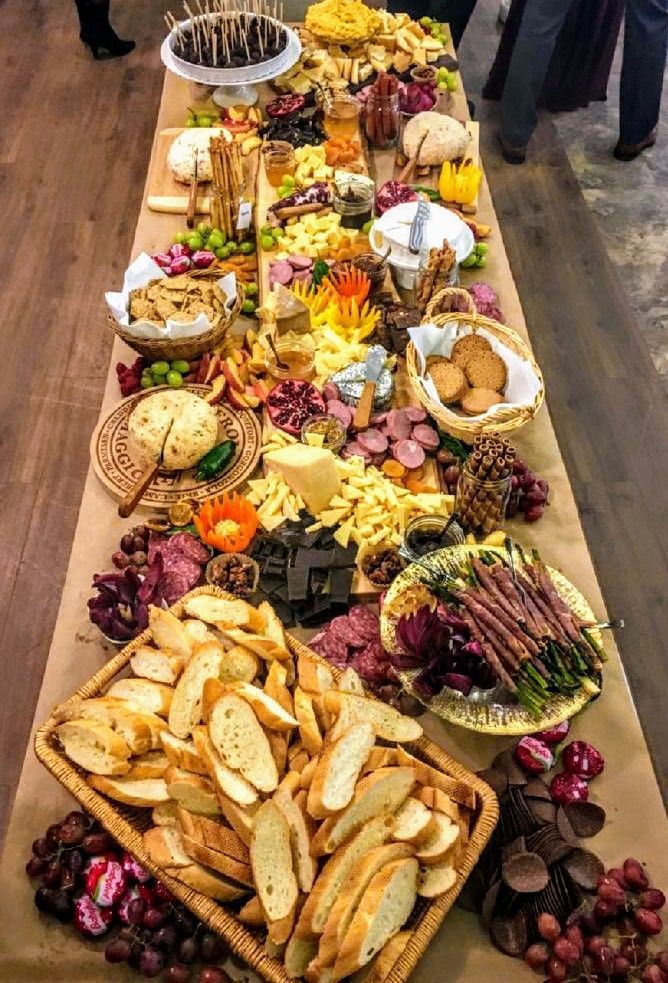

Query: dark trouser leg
[[619, 0, 668, 143], [444, 0, 479, 47], [500, 0, 573, 147]]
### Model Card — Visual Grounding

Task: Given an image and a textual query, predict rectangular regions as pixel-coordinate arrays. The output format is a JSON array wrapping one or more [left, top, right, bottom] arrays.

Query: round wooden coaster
[[90, 385, 261, 511]]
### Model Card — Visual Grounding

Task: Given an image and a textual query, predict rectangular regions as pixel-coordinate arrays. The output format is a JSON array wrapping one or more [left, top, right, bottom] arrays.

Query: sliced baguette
[[168, 640, 225, 739], [310, 767, 414, 857], [331, 857, 419, 981], [274, 786, 316, 893], [164, 766, 220, 816], [183, 594, 264, 632], [183, 619, 216, 645], [149, 605, 193, 662], [392, 797, 437, 846], [268, 906, 297, 946], [306, 722, 375, 819], [298, 654, 334, 695], [225, 680, 298, 731], [295, 816, 393, 937], [125, 750, 170, 780], [415, 785, 461, 825], [216, 792, 259, 847], [338, 666, 365, 695], [160, 731, 208, 775], [166, 862, 250, 901], [193, 725, 259, 807], [238, 895, 265, 927], [325, 691, 422, 743], [414, 811, 459, 865], [56, 719, 131, 775], [130, 645, 184, 685], [176, 807, 250, 864], [219, 627, 291, 663], [152, 801, 179, 827], [299, 755, 319, 790], [362, 747, 397, 774], [267, 731, 289, 777], [264, 661, 294, 716], [258, 600, 288, 652], [294, 688, 322, 757], [220, 645, 260, 684], [395, 747, 476, 810], [362, 929, 412, 982], [144, 825, 192, 868], [417, 860, 457, 898], [89, 775, 169, 807], [207, 692, 278, 793], [250, 801, 299, 922], [181, 832, 254, 886], [285, 935, 318, 979], [318, 842, 415, 968], [54, 697, 159, 754], [106, 678, 173, 718]]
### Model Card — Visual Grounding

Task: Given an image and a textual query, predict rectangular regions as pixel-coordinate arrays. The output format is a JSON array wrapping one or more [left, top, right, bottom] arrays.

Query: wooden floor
[[1, 1, 666, 848]]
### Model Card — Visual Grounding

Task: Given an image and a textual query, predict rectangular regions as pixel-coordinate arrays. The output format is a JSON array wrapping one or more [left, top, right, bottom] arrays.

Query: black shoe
[[613, 130, 656, 161], [80, 30, 135, 58], [497, 133, 527, 164]]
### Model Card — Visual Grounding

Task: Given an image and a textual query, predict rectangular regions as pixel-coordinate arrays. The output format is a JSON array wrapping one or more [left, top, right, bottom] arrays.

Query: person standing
[[497, 0, 668, 163], [75, 0, 135, 58]]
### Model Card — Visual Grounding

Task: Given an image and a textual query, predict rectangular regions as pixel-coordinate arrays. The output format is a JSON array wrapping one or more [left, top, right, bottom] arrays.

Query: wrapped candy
[[86, 858, 127, 907], [550, 772, 589, 806], [73, 895, 114, 937], [514, 736, 555, 775], [533, 720, 570, 745], [561, 740, 604, 780], [121, 851, 151, 883]]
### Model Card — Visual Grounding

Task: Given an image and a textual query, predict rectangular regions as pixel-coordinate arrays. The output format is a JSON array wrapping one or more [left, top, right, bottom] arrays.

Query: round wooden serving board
[[90, 384, 261, 510]]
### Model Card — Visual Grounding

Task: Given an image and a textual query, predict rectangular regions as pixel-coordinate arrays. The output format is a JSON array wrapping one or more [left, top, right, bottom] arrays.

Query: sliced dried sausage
[[393, 438, 426, 469]]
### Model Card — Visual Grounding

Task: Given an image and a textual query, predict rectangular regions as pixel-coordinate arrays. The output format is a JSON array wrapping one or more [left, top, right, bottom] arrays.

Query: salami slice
[[288, 255, 313, 270], [411, 424, 440, 450], [351, 641, 392, 684], [328, 614, 366, 648], [269, 260, 293, 286], [159, 571, 191, 605], [358, 428, 388, 455], [393, 438, 426, 469], [386, 408, 412, 440], [326, 399, 353, 429], [370, 412, 388, 426], [404, 406, 427, 423], [291, 269, 312, 283], [341, 441, 371, 463], [348, 604, 380, 643], [323, 382, 340, 402], [311, 630, 349, 668], [168, 533, 210, 564]]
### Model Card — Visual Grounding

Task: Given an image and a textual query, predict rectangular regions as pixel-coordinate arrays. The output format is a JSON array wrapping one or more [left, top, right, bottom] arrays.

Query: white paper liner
[[408, 321, 541, 421], [105, 252, 237, 340]]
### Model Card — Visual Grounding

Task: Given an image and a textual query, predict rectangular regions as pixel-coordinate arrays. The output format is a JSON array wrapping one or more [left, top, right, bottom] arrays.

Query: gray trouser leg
[[619, 0, 668, 143], [500, 0, 573, 147]]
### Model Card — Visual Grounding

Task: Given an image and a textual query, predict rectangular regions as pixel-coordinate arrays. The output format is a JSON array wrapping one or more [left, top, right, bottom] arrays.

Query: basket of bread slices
[[36, 586, 498, 983]]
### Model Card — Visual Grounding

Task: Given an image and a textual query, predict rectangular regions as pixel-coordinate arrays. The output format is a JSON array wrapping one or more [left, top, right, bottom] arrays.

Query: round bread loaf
[[167, 129, 230, 184], [128, 390, 219, 471]]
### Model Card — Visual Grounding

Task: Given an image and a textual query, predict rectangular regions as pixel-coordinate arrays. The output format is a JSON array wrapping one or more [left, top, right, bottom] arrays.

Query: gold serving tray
[[381, 545, 603, 736]]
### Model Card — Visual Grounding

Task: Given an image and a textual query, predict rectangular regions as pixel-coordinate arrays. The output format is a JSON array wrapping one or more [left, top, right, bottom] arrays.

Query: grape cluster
[[506, 457, 550, 523], [116, 357, 148, 398], [524, 859, 666, 982], [26, 810, 230, 982], [111, 523, 150, 576]]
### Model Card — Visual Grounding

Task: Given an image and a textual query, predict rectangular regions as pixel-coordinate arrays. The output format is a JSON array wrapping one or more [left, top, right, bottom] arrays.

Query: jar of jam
[[403, 513, 465, 560], [264, 332, 315, 380], [263, 141, 295, 188], [333, 179, 374, 230]]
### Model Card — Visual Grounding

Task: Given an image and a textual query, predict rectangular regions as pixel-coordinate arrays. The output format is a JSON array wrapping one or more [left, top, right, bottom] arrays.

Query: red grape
[[199, 932, 224, 962], [126, 898, 147, 926], [584, 935, 607, 956], [32, 837, 51, 858], [592, 944, 615, 974], [642, 966, 665, 983], [597, 879, 626, 905], [179, 938, 199, 964], [620, 937, 647, 967], [139, 946, 165, 977], [41, 861, 63, 887], [105, 937, 131, 963], [525, 504, 545, 522], [51, 890, 74, 923], [564, 924, 584, 954], [154, 881, 175, 902], [164, 966, 191, 983], [611, 955, 631, 980], [524, 942, 549, 969], [82, 831, 110, 854], [608, 867, 628, 888], [634, 908, 663, 936], [623, 858, 649, 891], [538, 912, 561, 941], [593, 898, 619, 921], [58, 819, 85, 846], [198, 969, 228, 983], [617, 913, 637, 936], [553, 937, 580, 967], [639, 888, 666, 911], [143, 906, 168, 930], [66, 849, 85, 876], [45, 824, 62, 849], [152, 924, 177, 951], [656, 952, 668, 973], [580, 912, 601, 936], [546, 955, 567, 982], [34, 887, 57, 913], [65, 810, 88, 826], [58, 865, 76, 891], [26, 857, 47, 877]]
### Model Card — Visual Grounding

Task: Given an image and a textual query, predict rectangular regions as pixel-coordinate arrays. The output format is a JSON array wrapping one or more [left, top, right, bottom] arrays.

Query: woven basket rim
[[35, 585, 498, 983], [425, 286, 477, 320]]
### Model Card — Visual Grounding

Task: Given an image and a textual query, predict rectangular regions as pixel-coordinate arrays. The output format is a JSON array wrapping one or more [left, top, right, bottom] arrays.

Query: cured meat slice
[[403, 406, 427, 423], [310, 630, 349, 669], [393, 438, 426, 469], [328, 615, 366, 649], [326, 399, 353, 430], [347, 604, 380, 643], [357, 429, 388, 455], [288, 255, 313, 269], [350, 641, 392, 684], [168, 533, 210, 564], [341, 441, 372, 463], [370, 412, 388, 427], [159, 571, 191, 605], [268, 260, 293, 286], [411, 424, 440, 450], [323, 382, 340, 402], [386, 408, 412, 440]]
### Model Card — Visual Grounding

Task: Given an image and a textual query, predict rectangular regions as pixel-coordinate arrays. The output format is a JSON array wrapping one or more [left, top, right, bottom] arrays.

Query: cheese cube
[[264, 444, 341, 516]]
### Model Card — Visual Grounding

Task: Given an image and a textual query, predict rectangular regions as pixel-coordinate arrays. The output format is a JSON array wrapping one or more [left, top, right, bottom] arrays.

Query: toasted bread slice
[[294, 688, 322, 757], [55, 698, 161, 755], [417, 860, 457, 898], [220, 645, 260, 684], [176, 807, 250, 864], [89, 775, 169, 807], [160, 731, 208, 775], [268, 905, 297, 946], [362, 930, 412, 982], [325, 691, 422, 743], [144, 825, 192, 868], [130, 645, 184, 685], [208, 692, 278, 793], [181, 831, 254, 886], [299, 755, 319, 791], [414, 785, 461, 824], [267, 731, 289, 777], [184, 594, 264, 632], [264, 661, 294, 716], [298, 654, 334, 695], [164, 766, 220, 816], [216, 792, 259, 847], [251, 801, 299, 922], [238, 895, 265, 927], [310, 767, 414, 857], [362, 747, 397, 774], [219, 627, 291, 663], [304, 958, 334, 983], [307, 722, 375, 819], [166, 862, 250, 901], [395, 747, 476, 810], [331, 857, 419, 981], [295, 816, 393, 937], [318, 842, 415, 968], [392, 797, 436, 846], [285, 935, 318, 979], [274, 786, 316, 893], [152, 800, 179, 827], [258, 601, 288, 651], [168, 640, 225, 739], [57, 719, 131, 775], [125, 750, 170, 780], [414, 811, 459, 865], [149, 605, 193, 662], [183, 619, 216, 645], [106, 678, 173, 718], [225, 681, 298, 731], [192, 726, 259, 807], [338, 667, 365, 695]]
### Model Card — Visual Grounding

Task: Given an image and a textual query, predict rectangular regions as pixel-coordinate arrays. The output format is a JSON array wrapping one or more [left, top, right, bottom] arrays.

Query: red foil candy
[[561, 740, 605, 780], [86, 859, 127, 907], [533, 720, 570, 745], [551, 771, 589, 806], [73, 895, 114, 937], [514, 736, 555, 774]]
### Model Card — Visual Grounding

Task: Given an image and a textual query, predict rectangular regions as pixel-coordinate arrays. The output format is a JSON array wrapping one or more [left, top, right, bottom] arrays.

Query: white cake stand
[[160, 17, 302, 106]]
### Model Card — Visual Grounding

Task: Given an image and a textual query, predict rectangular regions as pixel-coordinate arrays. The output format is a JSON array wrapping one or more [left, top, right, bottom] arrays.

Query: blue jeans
[[501, 0, 668, 147]]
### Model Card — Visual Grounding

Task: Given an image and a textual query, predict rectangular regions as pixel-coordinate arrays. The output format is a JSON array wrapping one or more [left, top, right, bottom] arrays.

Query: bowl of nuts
[[205, 552, 260, 597]]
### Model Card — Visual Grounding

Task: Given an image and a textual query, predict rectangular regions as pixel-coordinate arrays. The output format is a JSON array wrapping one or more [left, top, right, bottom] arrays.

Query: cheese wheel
[[128, 390, 218, 471]]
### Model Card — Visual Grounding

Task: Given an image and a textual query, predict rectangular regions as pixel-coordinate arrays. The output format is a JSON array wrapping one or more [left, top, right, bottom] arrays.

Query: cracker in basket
[[128, 276, 224, 327]]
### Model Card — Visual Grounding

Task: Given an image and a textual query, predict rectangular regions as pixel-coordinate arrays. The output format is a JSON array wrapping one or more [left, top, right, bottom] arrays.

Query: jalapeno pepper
[[195, 440, 236, 481]]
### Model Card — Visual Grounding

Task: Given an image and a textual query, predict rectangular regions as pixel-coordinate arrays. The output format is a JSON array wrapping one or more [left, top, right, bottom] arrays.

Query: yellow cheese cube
[[333, 516, 355, 548]]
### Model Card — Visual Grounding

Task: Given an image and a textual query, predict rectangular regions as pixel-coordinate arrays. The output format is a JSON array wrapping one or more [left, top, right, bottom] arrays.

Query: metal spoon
[[267, 332, 289, 371]]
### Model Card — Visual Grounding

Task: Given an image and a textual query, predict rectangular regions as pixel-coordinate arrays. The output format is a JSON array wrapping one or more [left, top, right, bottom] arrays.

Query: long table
[[1, 61, 666, 983]]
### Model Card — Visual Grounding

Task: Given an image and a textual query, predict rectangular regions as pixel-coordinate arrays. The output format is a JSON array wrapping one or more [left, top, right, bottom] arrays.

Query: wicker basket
[[107, 285, 243, 362], [406, 312, 545, 441], [35, 585, 498, 983], [424, 287, 477, 321]]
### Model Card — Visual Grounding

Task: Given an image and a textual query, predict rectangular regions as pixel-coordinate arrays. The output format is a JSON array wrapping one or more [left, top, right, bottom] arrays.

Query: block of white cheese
[[264, 444, 341, 517]]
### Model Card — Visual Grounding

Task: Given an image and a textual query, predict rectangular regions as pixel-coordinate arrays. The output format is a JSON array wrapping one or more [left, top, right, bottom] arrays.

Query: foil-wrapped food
[[330, 345, 394, 409]]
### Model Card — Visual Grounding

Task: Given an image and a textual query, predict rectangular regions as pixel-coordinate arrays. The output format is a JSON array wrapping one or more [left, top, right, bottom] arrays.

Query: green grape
[[150, 361, 170, 375], [281, 174, 295, 188], [185, 117, 197, 128], [430, 24, 440, 36], [225, 241, 239, 254], [446, 74, 457, 92], [437, 81, 448, 90], [174, 231, 188, 245], [215, 246, 227, 260], [362, 219, 373, 234], [277, 186, 290, 199], [171, 360, 190, 374], [152, 373, 167, 386], [241, 299, 257, 314], [140, 375, 154, 389], [208, 231, 224, 249], [166, 370, 183, 387], [239, 241, 255, 255], [244, 282, 259, 297], [260, 224, 274, 237], [197, 222, 211, 237], [271, 226, 282, 239], [420, 15, 433, 26], [476, 242, 488, 255], [261, 235, 275, 250], [198, 115, 213, 128], [460, 253, 478, 268], [187, 234, 204, 250], [476, 255, 487, 268]]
